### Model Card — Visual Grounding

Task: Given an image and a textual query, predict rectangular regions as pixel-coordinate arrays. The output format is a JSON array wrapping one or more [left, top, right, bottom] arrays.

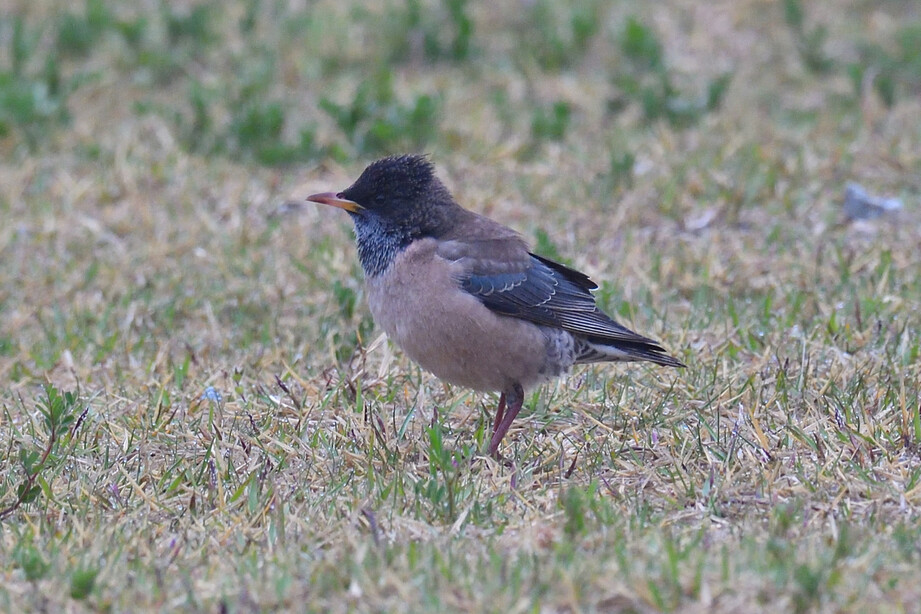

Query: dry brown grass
[[1, 0, 920, 611]]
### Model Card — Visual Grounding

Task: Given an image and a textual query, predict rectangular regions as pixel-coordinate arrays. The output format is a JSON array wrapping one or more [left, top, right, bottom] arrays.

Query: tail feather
[[574, 335, 684, 368]]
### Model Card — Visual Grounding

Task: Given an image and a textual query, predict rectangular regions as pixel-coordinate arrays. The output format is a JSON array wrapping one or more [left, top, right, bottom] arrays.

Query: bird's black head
[[307, 154, 460, 277], [341, 154, 453, 217]]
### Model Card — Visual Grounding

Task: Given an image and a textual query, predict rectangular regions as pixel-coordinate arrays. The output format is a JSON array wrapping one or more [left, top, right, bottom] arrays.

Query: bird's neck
[[352, 215, 414, 278], [350, 200, 462, 277]]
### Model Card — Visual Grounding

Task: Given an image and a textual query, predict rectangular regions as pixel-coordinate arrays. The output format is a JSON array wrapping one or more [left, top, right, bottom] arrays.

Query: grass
[[1, 0, 921, 611]]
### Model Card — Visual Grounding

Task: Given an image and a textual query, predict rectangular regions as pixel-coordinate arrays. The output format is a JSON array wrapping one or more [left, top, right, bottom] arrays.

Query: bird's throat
[[352, 215, 413, 278]]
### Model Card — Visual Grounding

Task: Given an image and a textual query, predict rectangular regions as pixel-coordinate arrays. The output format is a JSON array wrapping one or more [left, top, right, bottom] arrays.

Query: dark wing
[[462, 251, 654, 344], [435, 212, 666, 347]]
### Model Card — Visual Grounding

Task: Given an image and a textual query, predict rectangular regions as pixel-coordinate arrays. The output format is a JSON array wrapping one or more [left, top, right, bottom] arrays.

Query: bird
[[306, 154, 683, 458]]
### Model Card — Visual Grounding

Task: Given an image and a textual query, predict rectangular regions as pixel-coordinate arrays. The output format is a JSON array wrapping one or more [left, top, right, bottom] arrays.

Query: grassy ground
[[2, 0, 921, 611]]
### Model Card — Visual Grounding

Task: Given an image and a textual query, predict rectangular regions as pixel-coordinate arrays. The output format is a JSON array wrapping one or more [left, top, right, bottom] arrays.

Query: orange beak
[[306, 192, 363, 213]]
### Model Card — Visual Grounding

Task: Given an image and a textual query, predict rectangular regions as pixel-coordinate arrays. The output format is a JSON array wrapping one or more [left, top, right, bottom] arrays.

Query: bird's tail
[[574, 335, 685, 368]]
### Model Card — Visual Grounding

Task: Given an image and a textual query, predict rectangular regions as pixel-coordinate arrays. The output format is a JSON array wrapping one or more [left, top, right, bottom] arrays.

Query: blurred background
[[2, 1, 921, 611]]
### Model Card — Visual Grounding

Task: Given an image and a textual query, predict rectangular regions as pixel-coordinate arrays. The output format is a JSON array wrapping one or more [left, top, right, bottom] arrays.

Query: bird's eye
[[374, 194, 386, 204]]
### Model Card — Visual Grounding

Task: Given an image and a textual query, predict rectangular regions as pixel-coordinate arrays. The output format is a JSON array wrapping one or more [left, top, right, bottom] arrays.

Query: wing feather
[[436, 242, 651, 344], [433, 210, 680, 366]]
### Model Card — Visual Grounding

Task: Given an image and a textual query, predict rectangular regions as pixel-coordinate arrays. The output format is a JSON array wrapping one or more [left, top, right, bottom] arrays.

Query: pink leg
[[488, 384, 524, 458], [492, 393, 507, 434]]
